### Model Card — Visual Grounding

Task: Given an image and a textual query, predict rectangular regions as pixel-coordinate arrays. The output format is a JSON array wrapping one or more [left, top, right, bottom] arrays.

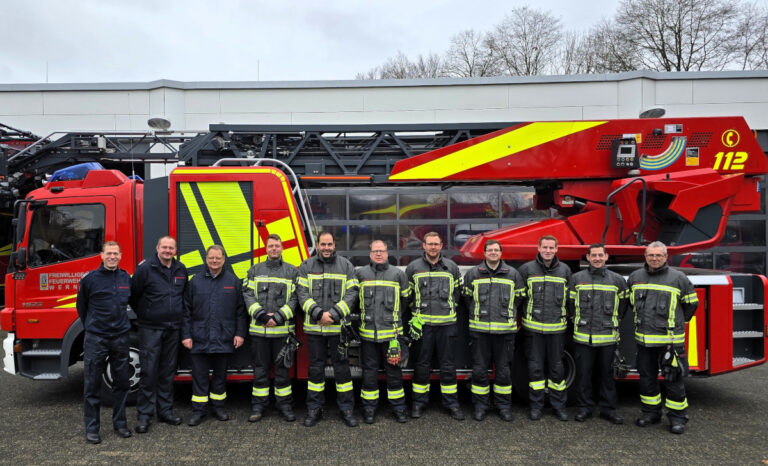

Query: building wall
[[1, 71, 767, 135]]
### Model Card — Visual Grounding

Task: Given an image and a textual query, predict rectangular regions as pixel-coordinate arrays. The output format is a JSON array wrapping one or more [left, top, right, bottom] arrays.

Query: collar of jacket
[[422, 253, 446, 269], [370, 261, 389, 272], [644, 262, 669, 275], [266, 257, 283, 269], [150, 252, 177, 270], [204, 265, 225, 279], [588, 265, 607, 276], [478, 260, 508, 275], [535, 253, 560, 271], [317, 252, 337, 265], [98, 263, 122, 274]]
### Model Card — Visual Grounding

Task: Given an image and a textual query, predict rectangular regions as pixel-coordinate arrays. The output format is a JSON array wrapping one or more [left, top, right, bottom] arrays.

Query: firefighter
[[243, 234, 299, 423], [182, 245, 248, 427], [130, 236, 188, 434], [628, 241, 698, 434], [462, 239, 525, 422], [518, 235, 572, 421], [76, 241, 132, 444], [406, 232, 465, 421], [296, 231, 360, 427], [355, 239, 411, 424], [568, 243, 628, 424]]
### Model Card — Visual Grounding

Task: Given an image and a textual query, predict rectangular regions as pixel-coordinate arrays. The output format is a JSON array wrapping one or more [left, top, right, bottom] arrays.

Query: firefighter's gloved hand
[[386, 339, 401, 366], [408, 314, 424, 341]]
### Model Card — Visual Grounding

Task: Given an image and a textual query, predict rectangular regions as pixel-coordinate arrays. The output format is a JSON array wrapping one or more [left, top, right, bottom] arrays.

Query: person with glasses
[[405, 232, 465, 421], [628, 241, 698, 434], [355, 240, 411, 424]]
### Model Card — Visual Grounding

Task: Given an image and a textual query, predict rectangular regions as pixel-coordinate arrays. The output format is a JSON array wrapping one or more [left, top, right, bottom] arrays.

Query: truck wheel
[[511, 337, 577, 405], [100, 338, 141, 406]]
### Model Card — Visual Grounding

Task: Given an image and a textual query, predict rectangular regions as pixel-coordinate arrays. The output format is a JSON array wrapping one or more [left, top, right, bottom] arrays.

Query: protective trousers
[[524, 331, 567, 410], [637, 345, 689, 423], [136, 327, 180, 421], [470, 332, 514, 411], [412, 324, 459, 409], [190, 353, 228, 415], [573, 343, 618, 414], [250, 336, 292, 410], [306, 334, 354, 411], [360, 340, 406, 411], [83, 332, 130, 434]]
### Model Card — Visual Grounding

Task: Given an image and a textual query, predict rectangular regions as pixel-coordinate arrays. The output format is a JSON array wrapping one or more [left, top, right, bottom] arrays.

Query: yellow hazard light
[[14, 342, 22, 353], [27, 318, 39, 324]]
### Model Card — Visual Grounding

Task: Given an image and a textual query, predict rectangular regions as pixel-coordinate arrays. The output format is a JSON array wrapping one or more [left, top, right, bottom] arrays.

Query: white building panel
[[0, 92, 43, 115]]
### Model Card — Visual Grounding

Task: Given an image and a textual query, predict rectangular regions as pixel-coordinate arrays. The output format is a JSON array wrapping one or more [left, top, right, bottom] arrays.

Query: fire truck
[[1, 117, 766, 400]]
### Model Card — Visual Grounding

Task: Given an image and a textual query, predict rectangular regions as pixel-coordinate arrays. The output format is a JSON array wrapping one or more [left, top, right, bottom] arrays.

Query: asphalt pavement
[[1, 337, 767, 464]]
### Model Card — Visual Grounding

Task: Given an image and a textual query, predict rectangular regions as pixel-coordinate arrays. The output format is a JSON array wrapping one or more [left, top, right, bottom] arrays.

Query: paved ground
[[2, 340, 767, 464]]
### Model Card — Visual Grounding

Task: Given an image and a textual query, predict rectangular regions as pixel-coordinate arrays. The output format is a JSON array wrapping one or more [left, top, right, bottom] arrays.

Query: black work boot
[[304, 408, 322, 427]]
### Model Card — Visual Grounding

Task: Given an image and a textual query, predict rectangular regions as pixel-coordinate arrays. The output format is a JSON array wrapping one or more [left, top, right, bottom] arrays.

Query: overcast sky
[[2, 0, 621, 84]]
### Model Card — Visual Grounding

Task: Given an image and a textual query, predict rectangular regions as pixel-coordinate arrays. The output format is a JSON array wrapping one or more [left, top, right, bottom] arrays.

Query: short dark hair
[[484, 239, 502, 252], [539, 235, 558, 247], [102, 241, 121, 252], [266, 234, 282, 243], [587, 243, 606, 255], [156, 236, 176, 247], [317, 231, 334, 242]]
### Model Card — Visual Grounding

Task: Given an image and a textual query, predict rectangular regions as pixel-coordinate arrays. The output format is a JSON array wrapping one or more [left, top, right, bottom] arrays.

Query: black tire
[[510, 332, 578, 405], [100, 333, 141, 406]]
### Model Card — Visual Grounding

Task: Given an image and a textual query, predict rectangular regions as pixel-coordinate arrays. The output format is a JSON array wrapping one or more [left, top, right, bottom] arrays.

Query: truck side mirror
[[14, 247, 27, 270]]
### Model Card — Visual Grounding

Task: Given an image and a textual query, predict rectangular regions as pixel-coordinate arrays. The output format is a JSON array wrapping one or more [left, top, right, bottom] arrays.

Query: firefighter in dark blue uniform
[[130, 236, 188, 433], [76, 241, 133, 444], [182, 245, 248, 426]]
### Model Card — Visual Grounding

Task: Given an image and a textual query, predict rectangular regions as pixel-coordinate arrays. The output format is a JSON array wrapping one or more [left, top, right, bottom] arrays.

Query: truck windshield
[[27, 204, 105, 267]]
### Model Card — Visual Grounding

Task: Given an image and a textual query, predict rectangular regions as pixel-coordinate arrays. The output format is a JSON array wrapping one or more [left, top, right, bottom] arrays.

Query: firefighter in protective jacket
[[355, 240, 411, 424], [628, 241, 698, 435], [243, 234, 299, 423], [296, 231, 359, 427], [568, 243, 628, 425], [461, 239, 525, 422], [406, 232, 465, 421], [518, 235, 572, 421]]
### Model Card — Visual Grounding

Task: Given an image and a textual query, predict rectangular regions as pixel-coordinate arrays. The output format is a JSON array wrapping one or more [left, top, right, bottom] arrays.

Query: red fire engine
[[1, 116, 765, 399]]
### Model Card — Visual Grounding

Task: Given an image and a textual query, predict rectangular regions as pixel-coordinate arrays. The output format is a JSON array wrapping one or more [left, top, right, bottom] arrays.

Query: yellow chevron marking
[[179, 183, 215, 248], [390, 121, 607, 180]]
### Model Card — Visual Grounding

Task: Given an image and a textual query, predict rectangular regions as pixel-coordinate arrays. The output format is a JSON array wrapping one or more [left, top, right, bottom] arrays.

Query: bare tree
[[356, 51, 445, 79], [443, 29, 501, 77], [615, 0, 737, 72], [731, 2, 768, 70], [487, 6, 563, 76]]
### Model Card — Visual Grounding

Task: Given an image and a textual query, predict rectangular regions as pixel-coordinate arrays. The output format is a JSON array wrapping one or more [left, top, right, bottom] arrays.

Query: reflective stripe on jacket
[[355, 262, 411, 342], [296, 253, 359, 335], [568, 266, 628, 346], [628, 263, 698, 347], [405, 254, 462, 326], [518, 254, 571, 334], [243, 257, 298, 338], [462, 260, 525, 334]]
